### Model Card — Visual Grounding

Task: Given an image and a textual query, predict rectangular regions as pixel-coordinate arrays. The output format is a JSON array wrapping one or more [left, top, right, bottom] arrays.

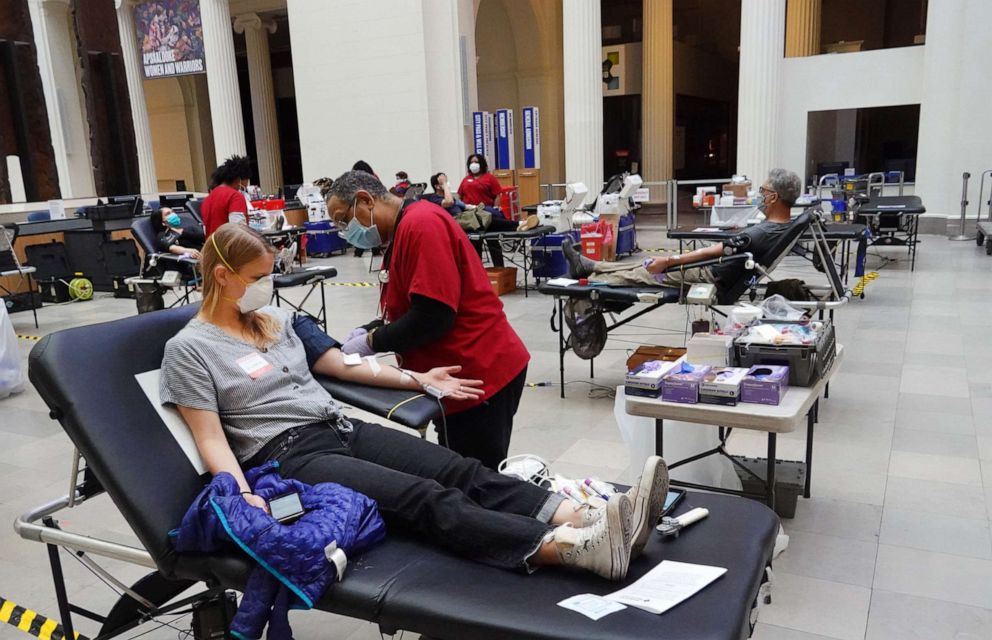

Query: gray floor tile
[[785, 499, 882, 542], [898, 392, 973, 416], [879, 507, 992, 559], [774, 530, 878, 587], [894, 408, 974, 435], [752, 623, 839, 640], [758, 571, 871, 640], [891, 429, 979, 459], [883, 476, 988, 521], [899, 364, 970, 399], [865, 590, 992, 640], [874, 544, 992, 610], [888, 451, 983, 486]]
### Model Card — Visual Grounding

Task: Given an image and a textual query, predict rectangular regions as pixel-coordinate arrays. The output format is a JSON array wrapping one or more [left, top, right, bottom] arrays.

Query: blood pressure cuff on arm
[[292, 315, 341, 369]]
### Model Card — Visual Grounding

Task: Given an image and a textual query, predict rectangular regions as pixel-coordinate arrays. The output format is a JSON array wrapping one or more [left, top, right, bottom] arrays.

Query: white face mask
[[237, 274, 273, 313], [469, 162, 481, 175]]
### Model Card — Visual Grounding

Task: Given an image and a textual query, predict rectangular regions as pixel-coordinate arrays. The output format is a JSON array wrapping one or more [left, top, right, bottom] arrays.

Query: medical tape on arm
[[365, 355, 382, 377]]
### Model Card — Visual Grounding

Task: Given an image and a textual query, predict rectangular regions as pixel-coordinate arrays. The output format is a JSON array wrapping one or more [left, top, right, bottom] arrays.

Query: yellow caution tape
[[852, 271, 880, 296], [323, 282, 376, 288], [0, 596, 85, 640], [17, 335, 42, 342]]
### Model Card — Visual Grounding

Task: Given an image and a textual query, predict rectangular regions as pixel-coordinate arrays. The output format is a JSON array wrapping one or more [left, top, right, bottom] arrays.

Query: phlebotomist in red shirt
[[326, 170, 530, 469], [200, 155, 252, 238]]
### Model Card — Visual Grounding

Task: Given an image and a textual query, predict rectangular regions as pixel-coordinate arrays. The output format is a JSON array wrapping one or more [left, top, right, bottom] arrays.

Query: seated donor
[[201, 155, 253, 237], [563, 168, 802, 289], [159, 223, 670, 581], [150, 207, 204, 260], [326, 171, 528, 469], [424, 172, 537, 233]]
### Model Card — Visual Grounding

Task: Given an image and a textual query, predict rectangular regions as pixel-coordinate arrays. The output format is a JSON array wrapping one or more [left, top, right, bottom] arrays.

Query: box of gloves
[[741, 365, 790, 406], [699, 367, 750, 406], [625, 359, 682, 398], [661, 362, 712, 404]]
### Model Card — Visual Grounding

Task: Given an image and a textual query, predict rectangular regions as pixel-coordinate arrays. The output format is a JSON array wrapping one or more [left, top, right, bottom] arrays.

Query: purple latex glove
[[340, 331, 376, 357], [343, 326, 367, 343]]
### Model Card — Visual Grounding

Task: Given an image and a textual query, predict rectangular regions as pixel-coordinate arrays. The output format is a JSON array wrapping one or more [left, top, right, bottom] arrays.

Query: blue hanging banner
[[522, 106, 540, 169], [472, 111, 497, 169], [495, 109, 515, 170]]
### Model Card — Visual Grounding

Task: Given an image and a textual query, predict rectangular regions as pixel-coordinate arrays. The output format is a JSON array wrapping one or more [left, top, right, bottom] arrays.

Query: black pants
[[471, 238, 505, 267], [443, 366, 527, 470], [247, 416, 560, 571]]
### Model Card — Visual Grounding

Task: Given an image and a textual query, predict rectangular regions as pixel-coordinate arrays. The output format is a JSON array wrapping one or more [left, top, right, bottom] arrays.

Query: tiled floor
[[1, 225, 990, 639]]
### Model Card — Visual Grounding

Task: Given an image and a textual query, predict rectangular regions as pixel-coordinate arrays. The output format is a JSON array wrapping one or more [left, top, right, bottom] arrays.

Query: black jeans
[[444, 366, 527, 470], [246, 417, 561, 571]]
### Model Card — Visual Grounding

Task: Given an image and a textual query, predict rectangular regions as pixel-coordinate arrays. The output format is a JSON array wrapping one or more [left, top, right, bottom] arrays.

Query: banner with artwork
[[134, 1, 206, 79]]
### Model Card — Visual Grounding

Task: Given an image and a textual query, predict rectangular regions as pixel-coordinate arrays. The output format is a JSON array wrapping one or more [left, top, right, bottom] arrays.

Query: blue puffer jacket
[[172, 462, 386, 640]]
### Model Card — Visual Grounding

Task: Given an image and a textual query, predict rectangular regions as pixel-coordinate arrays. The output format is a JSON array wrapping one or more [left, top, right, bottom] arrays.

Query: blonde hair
[[200, 223, 280, 348]]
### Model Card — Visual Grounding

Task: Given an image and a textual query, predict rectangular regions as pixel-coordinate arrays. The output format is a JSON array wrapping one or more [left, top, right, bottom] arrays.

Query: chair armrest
[[315, 376, 442, 431], [661, 252, 752, 274]]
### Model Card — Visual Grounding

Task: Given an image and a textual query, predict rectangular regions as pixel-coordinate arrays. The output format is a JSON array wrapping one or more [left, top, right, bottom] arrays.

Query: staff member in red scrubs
[[201, 155, 252, 237], [458, 153, 502, 207], [325, 170, 530, 469]]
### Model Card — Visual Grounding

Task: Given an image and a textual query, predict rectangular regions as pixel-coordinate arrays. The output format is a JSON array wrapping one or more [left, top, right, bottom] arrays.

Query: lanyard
[[377, 200, 410, 318]]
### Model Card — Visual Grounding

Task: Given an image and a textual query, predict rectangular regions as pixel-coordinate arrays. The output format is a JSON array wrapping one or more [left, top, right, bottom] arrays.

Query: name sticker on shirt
[[237, 352, 274, 379]]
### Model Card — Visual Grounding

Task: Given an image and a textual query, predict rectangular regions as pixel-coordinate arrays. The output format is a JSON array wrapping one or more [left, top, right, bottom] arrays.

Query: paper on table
[[692, 227, 720, 232], [547, 277, 579, 286], [605, 561, 727, 615], [557, 594, 627, 621]]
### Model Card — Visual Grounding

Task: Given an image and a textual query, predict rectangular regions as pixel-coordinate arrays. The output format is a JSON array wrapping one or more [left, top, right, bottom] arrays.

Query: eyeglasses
[[759, 186, 777, 197]]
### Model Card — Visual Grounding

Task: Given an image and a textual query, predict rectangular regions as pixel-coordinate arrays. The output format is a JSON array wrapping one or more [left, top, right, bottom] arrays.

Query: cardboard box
[[741, 365, 790, 406], [284, 207, 308, 228], [485, 267, 517, 296], [687, 333, 733, 366], [699, 367, 749, 406], [662, 364, 711, 404], [598, 213, 620, 261], [626, 345, 687, 371], [721, 181, 751, 198], [625, 359, 682, 398]]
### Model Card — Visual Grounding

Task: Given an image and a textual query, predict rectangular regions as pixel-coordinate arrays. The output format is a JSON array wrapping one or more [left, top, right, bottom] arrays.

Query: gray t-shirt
[[159, 306, 346, 462]]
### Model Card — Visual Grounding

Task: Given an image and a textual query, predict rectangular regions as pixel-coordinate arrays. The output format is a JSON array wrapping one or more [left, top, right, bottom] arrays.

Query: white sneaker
[[554, 493, 633, 581], [628, 456, 669, 558], [577, 457, 669, 559]]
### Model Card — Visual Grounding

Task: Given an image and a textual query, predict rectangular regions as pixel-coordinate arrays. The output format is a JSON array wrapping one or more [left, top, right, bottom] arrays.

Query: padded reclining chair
[[18, 305, 780, 640], [130, 213, 202, 307], [1, 224, 39, 328], [539, 208, 848, 394]]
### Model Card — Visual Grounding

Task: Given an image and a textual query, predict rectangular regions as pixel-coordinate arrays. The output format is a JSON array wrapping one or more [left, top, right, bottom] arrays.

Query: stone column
[[234, 13, 282, 194], [736, 0, 786, 185], [641, 0, 674, 187], [785, 0, 821, 57], [115, 0, 158, 194], [200, 0, 246, 165], [562, 0, 603, 192]]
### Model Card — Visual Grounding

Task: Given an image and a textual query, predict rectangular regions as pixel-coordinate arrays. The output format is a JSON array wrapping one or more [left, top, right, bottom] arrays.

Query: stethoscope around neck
[[375, 200, 409, 312]]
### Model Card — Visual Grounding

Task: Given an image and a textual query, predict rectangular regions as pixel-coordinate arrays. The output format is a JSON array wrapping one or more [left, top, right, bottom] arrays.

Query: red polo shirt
[[380, 200, 529, 414], [201, 184, 249, 237], [458, 172, 503, 206]]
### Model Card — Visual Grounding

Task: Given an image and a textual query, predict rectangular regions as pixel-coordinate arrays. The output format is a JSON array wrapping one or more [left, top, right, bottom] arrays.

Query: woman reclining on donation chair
[[159, 223, 669, 581]]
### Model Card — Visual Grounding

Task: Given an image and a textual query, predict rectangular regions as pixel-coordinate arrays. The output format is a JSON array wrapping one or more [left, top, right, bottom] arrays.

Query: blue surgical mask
[[342, 199, 382, 249], [165, 213, 182, 227]]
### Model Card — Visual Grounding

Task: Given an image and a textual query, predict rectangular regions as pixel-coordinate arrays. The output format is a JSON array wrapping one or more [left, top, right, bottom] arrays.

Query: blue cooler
[[616, 213, 636, 256], [305, 220, 347, 257], [531, 230, 580, 279]]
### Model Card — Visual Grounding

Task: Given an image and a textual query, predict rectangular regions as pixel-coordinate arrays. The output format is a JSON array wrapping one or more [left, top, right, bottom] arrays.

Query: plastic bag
[[760, 294, 805, 321], [0, 303, 27, 399], [613, 386, 742, 490]]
